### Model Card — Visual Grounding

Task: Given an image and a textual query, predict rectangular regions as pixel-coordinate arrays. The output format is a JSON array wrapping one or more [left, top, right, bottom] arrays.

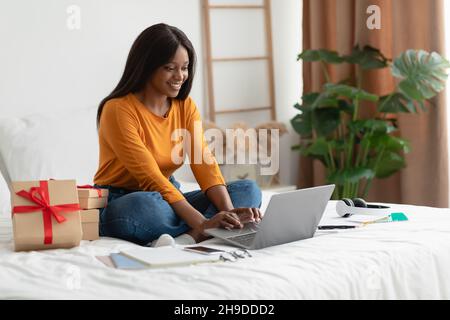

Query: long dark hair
[[96, 23, 196, 127]]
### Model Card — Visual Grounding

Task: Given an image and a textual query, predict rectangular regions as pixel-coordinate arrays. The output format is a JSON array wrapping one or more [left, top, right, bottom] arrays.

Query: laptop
[[204, 184, 335, 250]]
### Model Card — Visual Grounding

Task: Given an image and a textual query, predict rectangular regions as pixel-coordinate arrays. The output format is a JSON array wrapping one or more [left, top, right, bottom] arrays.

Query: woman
[[94, 23, 262, 247]]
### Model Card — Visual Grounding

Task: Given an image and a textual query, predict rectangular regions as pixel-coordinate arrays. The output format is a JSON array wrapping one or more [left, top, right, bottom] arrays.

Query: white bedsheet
[[1, 200, 450, 300]]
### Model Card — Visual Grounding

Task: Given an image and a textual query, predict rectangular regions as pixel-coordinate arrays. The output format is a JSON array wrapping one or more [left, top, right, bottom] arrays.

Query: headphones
[[336, 198, 391, 218]]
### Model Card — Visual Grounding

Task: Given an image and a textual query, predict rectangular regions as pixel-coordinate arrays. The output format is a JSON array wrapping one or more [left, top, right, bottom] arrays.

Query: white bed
[[1, 197, 450, 300]]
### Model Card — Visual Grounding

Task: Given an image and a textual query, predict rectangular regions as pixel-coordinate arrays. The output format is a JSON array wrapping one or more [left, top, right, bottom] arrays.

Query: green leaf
[[302, 91, 338, 110], [318, 97, 339, 108], [328, 167, 375, 184], [378, 93, 416, 113], [297, 49, 344, 64], [290, 113, 312, 136], [304, 138, 329, 157], [329, 139, 346, 152], [369, 134, 411, 153], [398, 79, 426, 100], [337, 99, 354, 115], [348, 120, 396, 138], [324, 83, 379, 102], [301, 92, 321, 106], [297, 50, 321, 61], [369, 151, 406, 178], [299, 92, 332, 110], [313, 107, 340, 136], [392, 50, 450, 101], [343, 45, 390, 70], [292, 91, 337, 137]]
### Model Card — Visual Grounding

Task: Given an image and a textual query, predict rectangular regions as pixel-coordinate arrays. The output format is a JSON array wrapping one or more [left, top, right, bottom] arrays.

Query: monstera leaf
[[323, 83, 379, 102], [392, 50, 450, 102], [378, 93, 416, 113], [344, 45, 390, 70], [297, 49, 344, 64]]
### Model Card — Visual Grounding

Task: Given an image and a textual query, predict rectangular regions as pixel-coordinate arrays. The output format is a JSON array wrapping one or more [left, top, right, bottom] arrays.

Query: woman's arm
[[170, 199, 208, 229], [205, 185, 234, 211]]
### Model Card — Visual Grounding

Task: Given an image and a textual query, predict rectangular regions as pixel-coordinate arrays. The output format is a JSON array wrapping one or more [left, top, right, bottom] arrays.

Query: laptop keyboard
[[227, 233, 256, 247]]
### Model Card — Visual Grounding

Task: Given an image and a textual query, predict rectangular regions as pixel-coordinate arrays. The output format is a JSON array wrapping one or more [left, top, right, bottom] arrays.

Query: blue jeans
[[96, 177, 262, 245]]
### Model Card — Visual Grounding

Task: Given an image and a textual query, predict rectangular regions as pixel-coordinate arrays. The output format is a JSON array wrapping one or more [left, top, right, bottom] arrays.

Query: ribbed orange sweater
[[94, 93, 225, 203]]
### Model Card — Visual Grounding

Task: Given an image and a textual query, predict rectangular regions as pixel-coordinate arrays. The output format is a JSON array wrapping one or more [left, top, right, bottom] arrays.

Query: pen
[[318, 225, 356, 230]]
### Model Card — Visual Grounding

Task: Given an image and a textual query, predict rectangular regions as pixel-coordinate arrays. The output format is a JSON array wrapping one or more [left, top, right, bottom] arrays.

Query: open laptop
[[204, 184, 335, 250]]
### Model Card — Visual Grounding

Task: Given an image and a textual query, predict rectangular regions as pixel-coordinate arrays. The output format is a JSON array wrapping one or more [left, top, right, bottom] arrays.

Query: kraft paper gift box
[[77, 186, 108, 209], [81, 209, 99, 240], [11, 180, 82, 252]]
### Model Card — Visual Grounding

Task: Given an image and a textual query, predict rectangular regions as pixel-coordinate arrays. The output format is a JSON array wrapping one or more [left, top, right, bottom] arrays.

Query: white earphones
[[336, 198, 392, 217]]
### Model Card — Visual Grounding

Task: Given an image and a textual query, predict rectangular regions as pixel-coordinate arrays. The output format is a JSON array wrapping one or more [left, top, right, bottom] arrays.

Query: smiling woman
[[93, 23, 262, 247]]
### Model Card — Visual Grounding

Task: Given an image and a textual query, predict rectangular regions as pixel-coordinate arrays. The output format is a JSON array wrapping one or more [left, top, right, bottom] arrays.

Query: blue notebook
[[110, 253, 147, 269]]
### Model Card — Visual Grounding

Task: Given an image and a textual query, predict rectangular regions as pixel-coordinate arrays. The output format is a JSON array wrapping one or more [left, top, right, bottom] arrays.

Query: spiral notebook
[[120, 246, 221, 268]]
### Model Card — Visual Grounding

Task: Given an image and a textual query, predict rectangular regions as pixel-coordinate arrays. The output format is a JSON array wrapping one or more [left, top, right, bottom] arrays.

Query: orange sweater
[[94, 93, 225, 203]]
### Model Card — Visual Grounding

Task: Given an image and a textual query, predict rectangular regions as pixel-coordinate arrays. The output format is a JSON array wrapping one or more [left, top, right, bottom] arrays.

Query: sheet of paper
[[96, 255, 115, 268]]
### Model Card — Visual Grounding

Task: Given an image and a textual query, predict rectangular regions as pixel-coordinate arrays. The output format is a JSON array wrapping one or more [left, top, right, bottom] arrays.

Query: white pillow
[[0, 173, 10, 218], [0, 139, 12, 217], [0, 107, 99, 191]]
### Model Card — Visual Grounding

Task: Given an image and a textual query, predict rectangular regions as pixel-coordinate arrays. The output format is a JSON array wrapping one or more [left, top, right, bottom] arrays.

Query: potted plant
[[291, 46, 450, 199]]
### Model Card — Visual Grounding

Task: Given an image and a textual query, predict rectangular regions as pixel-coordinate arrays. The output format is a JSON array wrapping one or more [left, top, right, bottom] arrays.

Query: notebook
[[110, 253, 147, 269], [120, 246, 221, 268]]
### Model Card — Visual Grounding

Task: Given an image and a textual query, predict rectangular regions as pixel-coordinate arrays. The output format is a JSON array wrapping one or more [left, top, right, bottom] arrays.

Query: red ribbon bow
[[77, 184, 103, 198], [12, 181, 80, 245]]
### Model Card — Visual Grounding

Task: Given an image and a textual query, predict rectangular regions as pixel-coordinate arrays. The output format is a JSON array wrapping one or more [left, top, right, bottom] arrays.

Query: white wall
[[0, 0, 302, 186], [0, 0, 205, 116], [271, 0, 302, 186]]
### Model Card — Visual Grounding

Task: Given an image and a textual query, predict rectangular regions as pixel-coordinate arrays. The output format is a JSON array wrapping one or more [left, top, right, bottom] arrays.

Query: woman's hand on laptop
[[200, 211, 243, 232], [229, 208, 262, 224]]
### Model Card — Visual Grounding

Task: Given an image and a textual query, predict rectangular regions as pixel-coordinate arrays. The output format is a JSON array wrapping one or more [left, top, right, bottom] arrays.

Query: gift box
[[77, 186, 108, 209], [81, 209, 99, 240], [11, 180, 82, 252]]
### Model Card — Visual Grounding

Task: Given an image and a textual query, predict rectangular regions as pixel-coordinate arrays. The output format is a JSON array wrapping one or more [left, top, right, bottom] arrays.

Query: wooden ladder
[[202, 0, 277, 123]]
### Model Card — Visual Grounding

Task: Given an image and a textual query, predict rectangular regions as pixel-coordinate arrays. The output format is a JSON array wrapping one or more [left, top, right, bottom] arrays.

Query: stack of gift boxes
[[10, 179, 108, 252], [77, 185, 108, 241]]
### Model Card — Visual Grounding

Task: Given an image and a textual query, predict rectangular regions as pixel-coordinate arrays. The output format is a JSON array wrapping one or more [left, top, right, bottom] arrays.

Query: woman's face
[[150, 45, 189, 98]]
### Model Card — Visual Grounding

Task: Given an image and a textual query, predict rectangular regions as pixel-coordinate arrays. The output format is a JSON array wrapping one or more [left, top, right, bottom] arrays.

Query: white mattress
[[1, 199, 450, 300]]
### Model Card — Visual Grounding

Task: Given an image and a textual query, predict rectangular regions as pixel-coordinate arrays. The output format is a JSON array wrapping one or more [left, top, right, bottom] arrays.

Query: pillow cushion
[[0, 106, 99, 189], [0, 173, 10, 217]]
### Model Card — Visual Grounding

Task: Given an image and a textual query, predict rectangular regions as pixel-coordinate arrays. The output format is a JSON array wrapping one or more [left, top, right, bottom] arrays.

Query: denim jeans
[[95, 177, 262, 245]]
